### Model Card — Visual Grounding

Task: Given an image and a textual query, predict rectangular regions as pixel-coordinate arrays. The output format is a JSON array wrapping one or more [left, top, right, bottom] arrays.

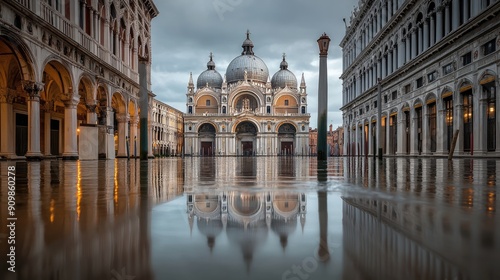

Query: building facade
[[184, 32, 310, 156], [340, 0, 500, 157], [0, 0, 158, 160], [308, 125, 344, 156], [151, 98, 183, 156]]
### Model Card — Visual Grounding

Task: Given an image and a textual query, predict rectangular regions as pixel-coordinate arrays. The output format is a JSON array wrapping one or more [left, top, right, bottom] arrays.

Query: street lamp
[[317, 33, 331, 161]]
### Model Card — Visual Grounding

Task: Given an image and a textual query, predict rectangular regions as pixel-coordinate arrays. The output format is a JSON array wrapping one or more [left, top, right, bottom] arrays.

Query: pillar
[[62, 94, 80, 160], [430, 16, 435, 46], [452, 0, 460, 31], [411, 29, 417, 59], [43, 105, 51, 156], [116, 113, 129, 157], [129, 115, 139, 158], [422, 106, 430, 154], [436, 9, 443, 41], [410, 110, 419, 155], [476, 98, 488, 154], [436, 108, 446, 155], [0, 88, 16, 158], [445, 5, 451, 35], [24, 81, 44, 160], [86, 102, 98, 124], [423, 20, 429, 51]]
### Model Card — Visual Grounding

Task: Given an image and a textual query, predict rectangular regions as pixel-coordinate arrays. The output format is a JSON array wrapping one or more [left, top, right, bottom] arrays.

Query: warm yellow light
[[50, 199, 55, 223], [490, 107, 495, 113]]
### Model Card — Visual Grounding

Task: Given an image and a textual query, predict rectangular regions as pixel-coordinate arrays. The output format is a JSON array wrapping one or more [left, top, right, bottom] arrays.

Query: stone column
[[43, 102, 52, 156], [388, 51, 393, 75], [430, 16, 435, 46], [411, 29, 417, 59], [368, 121, 373, 155], [396, 115, 405, 155], [422, 106, 430, 155], [129, 115, 139, 158], [116, 113, 129, 157], [436, 108, 446, 155], [399, 38, 405, 67], [475, 97, 487, 155], [423, 20, 429, 50], [436, 8, 443, 41], [410, 111, 419, 155], [452, 0, 459, 31], [23, 81, 44, 160], [455, 104, 464, 154], [62, 94, 80, 160], [0, 88, 16, 158], [418, 25, 423, 54], [86, 102, 97, 124], [405, 36, 411, 62], [392, 48, 397, 72], [445, 5, 451, 35]]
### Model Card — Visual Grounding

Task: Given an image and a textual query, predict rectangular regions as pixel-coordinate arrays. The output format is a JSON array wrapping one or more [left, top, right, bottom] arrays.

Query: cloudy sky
[[150, 0, 358, 129]]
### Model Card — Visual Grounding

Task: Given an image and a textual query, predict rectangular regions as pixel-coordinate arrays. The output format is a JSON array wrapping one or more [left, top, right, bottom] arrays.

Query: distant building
[[0, 0, 159, 160], [340, 0, 499, 157], [151, 98, 183, 156], [184, 31, 310, 156], [309, 125, 344, 156]]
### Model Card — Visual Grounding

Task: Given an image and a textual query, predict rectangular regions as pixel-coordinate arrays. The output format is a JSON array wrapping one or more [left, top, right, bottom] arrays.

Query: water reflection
[[0, 157, 498, 280], [342, 157, 500, 280]]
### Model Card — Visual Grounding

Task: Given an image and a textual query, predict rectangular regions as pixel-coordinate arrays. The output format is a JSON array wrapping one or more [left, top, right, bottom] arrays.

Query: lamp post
[[317, 33, 331, 161]]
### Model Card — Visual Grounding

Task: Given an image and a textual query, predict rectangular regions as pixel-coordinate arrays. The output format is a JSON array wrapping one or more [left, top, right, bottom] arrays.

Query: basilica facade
[[184, 32, 310, 156]]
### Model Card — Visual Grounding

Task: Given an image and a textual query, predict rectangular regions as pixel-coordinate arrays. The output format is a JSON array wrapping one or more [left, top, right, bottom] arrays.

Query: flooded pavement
[[0, 157, 499, 280]]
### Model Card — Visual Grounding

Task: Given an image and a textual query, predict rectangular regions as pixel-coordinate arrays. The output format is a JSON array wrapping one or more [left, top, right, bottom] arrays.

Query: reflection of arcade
[[342, 195, 500, 279], [187, 191, 306, 268]]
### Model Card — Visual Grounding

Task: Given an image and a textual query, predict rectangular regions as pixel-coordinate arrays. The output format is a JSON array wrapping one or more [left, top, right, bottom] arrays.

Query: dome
[[197, 53, 223, 89], [271, 54, 297, 89], [225, 31, 269, 84]]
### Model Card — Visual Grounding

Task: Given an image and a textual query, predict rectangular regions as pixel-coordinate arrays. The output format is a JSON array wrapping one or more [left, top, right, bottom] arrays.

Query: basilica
[[184, 32, 310, 156]]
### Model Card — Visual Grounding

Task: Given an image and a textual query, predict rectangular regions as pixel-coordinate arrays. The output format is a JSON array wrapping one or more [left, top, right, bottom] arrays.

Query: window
[[384, 95, 388, 103], [284, 99, 289, 106], [374, 101, 377, 108], [206, 100, 210, 106], [404, 84, 411, 94], [483, 39, 496, 56], [416, 77, 424, 88], [427, 71, 437, 83], [188, 106, 192, 114], [462, 52, 472, 66], [391, 91, 397, 100], [366, 105, 369, 112], [267, 106, 271, 114], [222, 106, 226, 114], [301, 106, 306, 114], [359, 108, 363, 115], [443, 63, 454, 75]]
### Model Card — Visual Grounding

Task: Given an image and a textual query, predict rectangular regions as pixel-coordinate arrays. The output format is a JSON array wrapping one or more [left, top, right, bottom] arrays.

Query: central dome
[[225, 31, 269, 84]]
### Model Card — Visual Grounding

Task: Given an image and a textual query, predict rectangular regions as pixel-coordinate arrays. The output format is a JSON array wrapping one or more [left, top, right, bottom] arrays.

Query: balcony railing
[[41, 2, 73, 39]]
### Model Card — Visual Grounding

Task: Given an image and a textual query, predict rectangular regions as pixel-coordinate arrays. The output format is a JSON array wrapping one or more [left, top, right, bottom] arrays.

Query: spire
[[207, 52, 216, 70], [280, 53, 288, 70], [188, 72, 194, 86], [241, 30, 255, 55]]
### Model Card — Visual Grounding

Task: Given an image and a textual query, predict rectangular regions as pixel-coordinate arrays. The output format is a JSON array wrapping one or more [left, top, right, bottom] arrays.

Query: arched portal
[[278, 123, 296, 155], [111, 92, 127, 157], [0, 35, 34, 158], [235, 121, 257, 156], [198, 123, 216, 156]]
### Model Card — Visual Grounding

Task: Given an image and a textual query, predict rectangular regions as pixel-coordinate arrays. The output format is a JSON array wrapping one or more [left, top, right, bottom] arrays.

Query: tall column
[[392, 48, 397, 71], [388, 51, 393, 75], [396, 115, 405, 155], [445, 5, 451, 35], [317, 33, 331, 160], [23, 81, 44, 160], [410, 110, 419, 155], [381, 3, 387, 26], [398, 39, 404, 67], [0, 88, 16, 158], [436, 9, 443, 41], [455, 104, 464, 154], [418, 25, 423, 54], [411, 29, 417, 59], [116, 113, 129, 158], [423, 20, 429, 50], [62, 94, 80, 160], [405, 36, 411, 62], [452, 0, 460, 31], [430, 16, 435, 46], [476, 98, 487, 154], [368, 121, 373, 155], [129, 115, 139, 158], [436, 108, 446, 155], [422, 106, 430, 154], [43, 103, 51, 156], [382, 56, 387, 78]]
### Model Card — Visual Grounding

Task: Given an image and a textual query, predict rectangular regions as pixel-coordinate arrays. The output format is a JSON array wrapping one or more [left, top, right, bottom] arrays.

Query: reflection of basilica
[[184, 31, 310, 156], [186, 190, 306, 267]]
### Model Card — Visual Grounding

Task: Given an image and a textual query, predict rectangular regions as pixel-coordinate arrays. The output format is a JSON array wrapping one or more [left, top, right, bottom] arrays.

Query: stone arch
[[77, 75, 95, 124], [41, 58, 74, 104], [111, 91, 127, 114]]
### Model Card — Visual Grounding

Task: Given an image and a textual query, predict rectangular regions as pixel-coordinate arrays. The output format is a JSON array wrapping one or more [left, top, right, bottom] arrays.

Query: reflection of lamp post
[[317, 33, 330, 160]]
